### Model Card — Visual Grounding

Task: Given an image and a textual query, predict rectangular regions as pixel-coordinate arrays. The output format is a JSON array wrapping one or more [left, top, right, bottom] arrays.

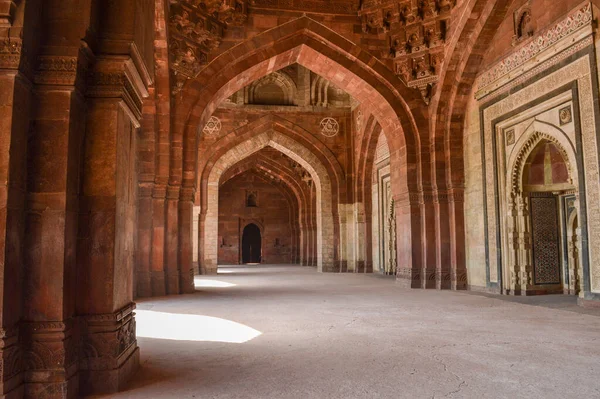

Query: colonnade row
[[0, 3, 468, 398]]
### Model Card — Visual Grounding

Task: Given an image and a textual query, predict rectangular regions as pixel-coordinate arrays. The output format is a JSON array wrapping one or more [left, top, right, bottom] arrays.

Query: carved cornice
[[476, 2, 593, 99], [86, 59, 148, 118]]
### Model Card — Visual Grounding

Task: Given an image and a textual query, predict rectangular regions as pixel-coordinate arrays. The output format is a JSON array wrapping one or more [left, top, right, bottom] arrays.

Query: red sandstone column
[[77, 58, 147, 395], [435, 192, 452, 289], [178, 187, 196, 293], [0, 12, 29, 394], [420, 193, 437, 288], [165, 186, 180, 293], [136, 95, 157, 298], [151, 185, 168, 295], [22, 47, 90, 398], [395, 191, 423, 288]]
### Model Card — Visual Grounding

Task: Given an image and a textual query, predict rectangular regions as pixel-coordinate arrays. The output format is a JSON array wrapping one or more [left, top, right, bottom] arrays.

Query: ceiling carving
[[169, 0, 248, 92], [359, 0, 456, 103]]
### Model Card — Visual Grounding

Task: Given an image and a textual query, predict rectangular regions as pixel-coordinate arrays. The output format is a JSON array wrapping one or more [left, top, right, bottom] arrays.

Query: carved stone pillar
[[77, 57, 147, 395], [420, 191, 437, 288], [165, 185, 180, 293], [178, 187, 196, 294], [135, 94, 158, 298], [513, 194, 533, 294], [0, 3, 28, 395], [387, 199, 397, 275], [136, 181, 154, 298], [395, 191, 423, 288], [23, 48, 89, 398], [151, 184, 167, 295], [434, 190, 451, 289], [506, 193, 521, 293]]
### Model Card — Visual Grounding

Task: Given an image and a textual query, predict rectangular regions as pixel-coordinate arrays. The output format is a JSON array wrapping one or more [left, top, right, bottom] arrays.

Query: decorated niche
[[360, 0, 456, 104]]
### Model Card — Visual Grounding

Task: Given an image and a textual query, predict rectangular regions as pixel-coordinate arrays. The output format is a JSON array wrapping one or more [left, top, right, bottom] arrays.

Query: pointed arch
[[508, 121, 577, 195], [200, 131, 334, 274], [175, 15, 426, 202]]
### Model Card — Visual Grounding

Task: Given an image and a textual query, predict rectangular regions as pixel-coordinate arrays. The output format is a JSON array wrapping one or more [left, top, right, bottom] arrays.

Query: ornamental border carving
[[476, 2, 593, 99]]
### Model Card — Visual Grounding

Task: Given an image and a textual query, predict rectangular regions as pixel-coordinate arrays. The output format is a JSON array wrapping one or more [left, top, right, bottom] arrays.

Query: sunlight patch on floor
[[194, 278, 236, 288], [136, 310, 262, 343]]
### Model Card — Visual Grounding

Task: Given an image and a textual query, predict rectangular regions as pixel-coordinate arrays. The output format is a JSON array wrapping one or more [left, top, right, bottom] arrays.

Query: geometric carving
[[530, 194, 561, 285], [202, 116, 222, 136], [320, 117, 339, 137], [559, 105, 573, 126]]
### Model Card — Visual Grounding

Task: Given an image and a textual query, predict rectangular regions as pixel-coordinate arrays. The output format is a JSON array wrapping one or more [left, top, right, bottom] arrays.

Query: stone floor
[[93, 265, 600, 398]]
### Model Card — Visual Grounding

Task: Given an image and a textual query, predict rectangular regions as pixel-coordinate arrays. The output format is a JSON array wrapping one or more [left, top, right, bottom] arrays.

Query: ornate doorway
[[242, 223, 262, 264], [505, 132, 580, 295]]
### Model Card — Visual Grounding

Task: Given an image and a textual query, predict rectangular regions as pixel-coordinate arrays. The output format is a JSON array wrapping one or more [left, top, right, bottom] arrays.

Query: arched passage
[[504, 121, 580, 295], [201, 131, 335, 274], [176, 16, 429, 286]]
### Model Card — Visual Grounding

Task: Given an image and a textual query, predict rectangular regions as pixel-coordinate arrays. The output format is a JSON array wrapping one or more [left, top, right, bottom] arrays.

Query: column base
[[79, 346, 139, 396], [436, 270, 452, 290], [79, 303, 139, 396], [24, 372, 78, 399], [396, 268, 422, 288], [422, 269, 437, 289]]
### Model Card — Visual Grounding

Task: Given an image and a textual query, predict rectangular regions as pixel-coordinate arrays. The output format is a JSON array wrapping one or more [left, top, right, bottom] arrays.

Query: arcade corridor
[[94, 266, 600, 398]]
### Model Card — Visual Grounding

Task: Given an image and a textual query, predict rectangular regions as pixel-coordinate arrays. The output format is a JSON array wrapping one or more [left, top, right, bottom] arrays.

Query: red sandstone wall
[[218, 171, 294, 264]]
